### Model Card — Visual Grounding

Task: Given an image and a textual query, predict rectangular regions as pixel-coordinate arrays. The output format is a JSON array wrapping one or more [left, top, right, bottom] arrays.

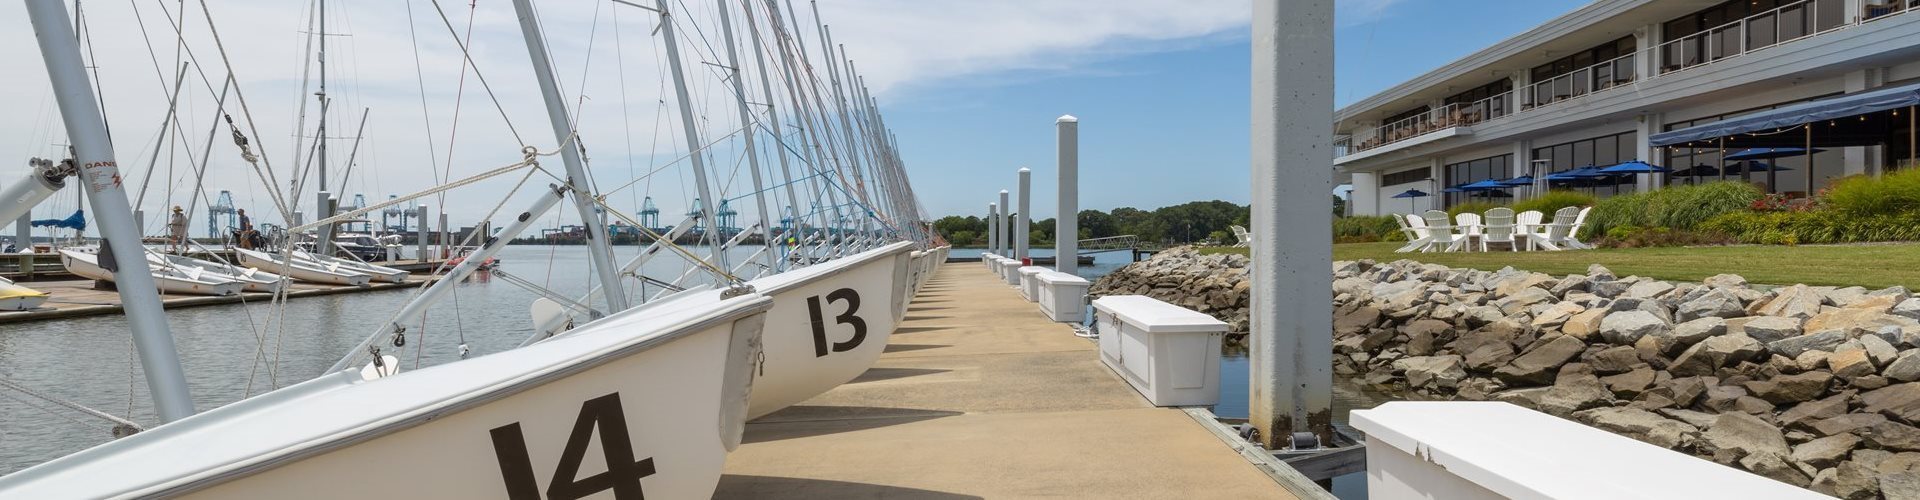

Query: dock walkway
[[717, 265, 1298, 498]]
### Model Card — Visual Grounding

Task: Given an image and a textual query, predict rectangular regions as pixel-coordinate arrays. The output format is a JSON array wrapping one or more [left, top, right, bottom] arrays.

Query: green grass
[[1199, 242, 1920, 289]]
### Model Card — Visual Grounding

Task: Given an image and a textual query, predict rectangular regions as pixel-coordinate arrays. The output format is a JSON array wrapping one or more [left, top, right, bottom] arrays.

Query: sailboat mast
[[740, 0, 808, 265], [26, 0, 196, 422], [314, 0, 334, 251], [651, 0, 730, 272], [714, 0, 778, 273], [511, 0, 631, 311]]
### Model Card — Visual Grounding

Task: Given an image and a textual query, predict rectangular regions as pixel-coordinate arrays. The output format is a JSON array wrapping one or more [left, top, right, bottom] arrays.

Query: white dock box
[[999, 258, 1021, 285], [982, 253, 1000, 272], [1091, 295, 1224, 407], [1350, 402, 1826, 500], [1017, 266, 1046, 301], [1036, 271, 1090, 322]]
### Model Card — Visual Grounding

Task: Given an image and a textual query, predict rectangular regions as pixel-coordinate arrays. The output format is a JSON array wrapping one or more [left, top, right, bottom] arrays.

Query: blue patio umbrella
[[1545, 166, 1609, 181], [1725, 147, 1825, 161], [1460, 179, 1508, 190], [1598, 160, 1670, 174], [1390, 188, 1430, 213], [1726, 160, 1793, 173], [1499, 176, 1536, 186]]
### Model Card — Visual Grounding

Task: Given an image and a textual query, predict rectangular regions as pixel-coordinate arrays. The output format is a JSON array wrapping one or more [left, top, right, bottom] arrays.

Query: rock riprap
[[1088, 248, 1920, 496]]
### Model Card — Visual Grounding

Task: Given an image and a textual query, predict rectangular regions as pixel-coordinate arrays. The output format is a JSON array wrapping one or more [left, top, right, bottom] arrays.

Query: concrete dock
[[0, 278, 428, 324], [717, 264, 1303, 498]]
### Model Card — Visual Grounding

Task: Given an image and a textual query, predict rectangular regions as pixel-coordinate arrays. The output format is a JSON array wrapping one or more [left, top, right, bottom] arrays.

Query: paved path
[[717, 264, 1297, 499]]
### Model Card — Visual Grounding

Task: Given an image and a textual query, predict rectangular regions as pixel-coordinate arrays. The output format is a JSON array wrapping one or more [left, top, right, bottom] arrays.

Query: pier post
[[1056, 115, 1078, 275], [439, 212, 450, 259], [998, 189, 1010, 257], [416, 203, 429, 261], [1250, 0, 1334, 448], [316, 191, 333, 254], [14, 214, 27, 252], [1016, 168, 1030, 261], [987, 202, 998, 255]]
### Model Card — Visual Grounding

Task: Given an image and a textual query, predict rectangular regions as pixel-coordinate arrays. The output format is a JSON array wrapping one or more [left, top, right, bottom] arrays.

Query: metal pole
[[713, 0, 777, 273], [438, 212, 449, 259], [998, 190, 1010, 256], [647, 0, 730, 275], [1016, 168, 1030, 262], [511, 0, 631, 310], [987, 202, 998, 254], [1251, 0, 1334, 448], [416, 203, 429, 261], [316, 190, 332, 253], [27, 0, 195, 422], [15, 214, 28, 252], [740, 0, 807, 268], [1057, 115, 1079, 275]]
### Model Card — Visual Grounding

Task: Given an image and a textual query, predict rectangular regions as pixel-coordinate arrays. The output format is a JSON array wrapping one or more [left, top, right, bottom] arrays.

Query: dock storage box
[[983, 253, 1000, 272], [1090, 296, 1225, 407], [999, 258, 1021, 285], [1018, 266, 1046, 302], [1036, 271, 1090, 322]]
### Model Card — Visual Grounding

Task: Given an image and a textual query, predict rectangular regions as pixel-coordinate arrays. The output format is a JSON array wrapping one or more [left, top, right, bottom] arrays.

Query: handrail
[[1524, 51, 1637, 109]]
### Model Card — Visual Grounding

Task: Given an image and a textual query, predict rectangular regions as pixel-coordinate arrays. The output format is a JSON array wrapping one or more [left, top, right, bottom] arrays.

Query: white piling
[[1016, 168, 1031, 261], [1251, 0, 1335, 448], [1056, 115, 1079, 275], [988, 202, 999, 255], [998, 189, 1010, 257], [416, 203, 429, 261]]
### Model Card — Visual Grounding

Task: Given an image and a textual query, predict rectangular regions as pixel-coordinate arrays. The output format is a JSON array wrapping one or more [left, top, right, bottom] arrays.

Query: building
[[1338, 0, 1920, 216]]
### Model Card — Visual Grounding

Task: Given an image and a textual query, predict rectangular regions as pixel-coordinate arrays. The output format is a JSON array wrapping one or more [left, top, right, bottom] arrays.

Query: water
[[0, 244, 765, 474]]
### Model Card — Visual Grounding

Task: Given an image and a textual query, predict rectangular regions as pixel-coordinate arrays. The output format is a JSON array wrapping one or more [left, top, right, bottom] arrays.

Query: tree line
[[931, 200, 1256, 247]]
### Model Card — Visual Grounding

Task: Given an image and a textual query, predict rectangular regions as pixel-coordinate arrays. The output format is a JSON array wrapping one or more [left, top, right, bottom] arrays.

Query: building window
[[1382, 167, 1428, 187], [1443, 154, 1511, 207], [1382, 106, 1431, 127], [1660, 0, 1844, 72], [1445, 79, 1513, 123], [1529, 37, 1636, 106], [1532, 131, 1638, 196]]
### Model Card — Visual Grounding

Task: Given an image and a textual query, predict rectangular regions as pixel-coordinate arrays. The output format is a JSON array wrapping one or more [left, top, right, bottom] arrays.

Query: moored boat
[[59, 249, 244, 297], [291, 250, 408, 283], [235, 248, 372, 287], [0, 276, 50, 311], [735, 241, 915, 419], [146, 253, 288, 293]]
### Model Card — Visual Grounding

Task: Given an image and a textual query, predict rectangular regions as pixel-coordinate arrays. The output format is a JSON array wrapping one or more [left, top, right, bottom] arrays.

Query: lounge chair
[[1515, 210, 1544, 250], [1481, 208, 1519, 252], [1393, 215, 1430, 253], [1230, 225, 1252, 248], [1529, 207, 1581, 251], [1423, 210, 1466, 252], [1454, 212, 1484, 252], [1564, 207, 1594, 249]]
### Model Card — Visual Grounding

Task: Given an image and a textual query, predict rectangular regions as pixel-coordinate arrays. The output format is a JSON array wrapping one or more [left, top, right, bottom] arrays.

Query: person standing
[[236, 208, 256, 249], [167, 206, 189, 254]]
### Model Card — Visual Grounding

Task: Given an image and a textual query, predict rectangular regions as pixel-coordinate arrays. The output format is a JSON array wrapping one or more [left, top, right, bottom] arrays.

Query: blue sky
[[896, 0, 1590, 219]]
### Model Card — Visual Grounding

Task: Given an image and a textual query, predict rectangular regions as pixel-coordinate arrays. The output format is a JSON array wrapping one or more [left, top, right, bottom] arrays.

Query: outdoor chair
[[1392, 215, 1428, 253], [1422, 210, 1466, 252], [1403, 214, 1437, 253], [1564, 207, 1594, 249], [1515, 210, 1544, 250], [1529, 207, 1581, 251], [1231, 225, 1252, 248], [1454, 213, 1484, 252], [1481, 208, 1519, 252]]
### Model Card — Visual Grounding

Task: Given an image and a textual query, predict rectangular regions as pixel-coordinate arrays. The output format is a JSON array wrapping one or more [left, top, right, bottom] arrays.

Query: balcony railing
[[1338, 0, 1904, 158]]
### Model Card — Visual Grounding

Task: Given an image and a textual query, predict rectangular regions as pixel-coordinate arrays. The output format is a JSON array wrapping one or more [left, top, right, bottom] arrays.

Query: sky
[[0, 0, 1589, 237]]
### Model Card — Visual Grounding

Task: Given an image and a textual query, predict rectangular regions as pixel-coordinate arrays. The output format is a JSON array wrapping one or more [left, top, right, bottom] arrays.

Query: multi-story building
[[1337, 0, 1920, 216]]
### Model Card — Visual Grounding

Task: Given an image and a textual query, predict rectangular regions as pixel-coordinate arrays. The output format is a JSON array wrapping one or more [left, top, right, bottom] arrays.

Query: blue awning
[[1650, 81, 1920, 147]]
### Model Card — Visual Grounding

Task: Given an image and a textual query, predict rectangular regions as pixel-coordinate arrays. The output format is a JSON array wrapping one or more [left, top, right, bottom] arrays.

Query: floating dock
[[0, 254, 448, 324], [717, 264, 1309, 498]]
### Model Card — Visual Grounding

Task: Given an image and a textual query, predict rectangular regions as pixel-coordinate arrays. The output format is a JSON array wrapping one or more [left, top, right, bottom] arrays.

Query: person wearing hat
[[235, 208, 258, 249], [167, 206, 189, 254]]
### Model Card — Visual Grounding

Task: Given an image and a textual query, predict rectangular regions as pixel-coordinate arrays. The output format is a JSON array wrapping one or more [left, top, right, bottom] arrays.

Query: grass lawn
[[1201, 242, 1920, 289]]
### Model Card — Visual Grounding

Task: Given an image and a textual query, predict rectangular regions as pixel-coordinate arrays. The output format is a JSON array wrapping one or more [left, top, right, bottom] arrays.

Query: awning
[[1651, 81, 1920, 147]]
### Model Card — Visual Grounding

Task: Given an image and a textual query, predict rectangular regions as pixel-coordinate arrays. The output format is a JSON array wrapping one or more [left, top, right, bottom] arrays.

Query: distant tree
[[1078, 209, 1118, 238], [1153, 200, 1247, 243], [1034, 217, 1057, 243], [1332, 195, 1347, 217], [949, 230, 978, 246], [932, 215, 985, 244]]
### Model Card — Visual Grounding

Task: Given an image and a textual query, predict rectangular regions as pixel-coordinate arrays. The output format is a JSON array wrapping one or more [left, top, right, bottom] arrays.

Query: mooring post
[[1056, 115, 1079, 275], [15, 213, 29, 252], [1016, 168, 1031, 262], [987, 202, 999, 256], [1251, 0, 1335, 448], [998, 190, 1010, 257], [438, 212, 450, 259], [416, 203, 429, 262]]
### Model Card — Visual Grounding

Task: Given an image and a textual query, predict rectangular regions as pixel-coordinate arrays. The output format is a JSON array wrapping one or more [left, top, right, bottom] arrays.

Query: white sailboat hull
[[0, 277, 49, 311], [742, 241, 915, 419], [147, 254, 288, 293], [292, 250, 409, 283], [60, 250, 244, 297], [0, 288, 772, 499], [235, 248, 372, 287]]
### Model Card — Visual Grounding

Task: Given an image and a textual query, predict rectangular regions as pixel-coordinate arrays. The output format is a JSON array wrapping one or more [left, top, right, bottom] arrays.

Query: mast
[[714, 0, 777, 273], [510, 0, 631, 311], [778, 0, 848, 254], [27, 0, 196, 422], [649, 0, 730, 272], [315, 0, 334, 252], [741, 0, 809, 265]]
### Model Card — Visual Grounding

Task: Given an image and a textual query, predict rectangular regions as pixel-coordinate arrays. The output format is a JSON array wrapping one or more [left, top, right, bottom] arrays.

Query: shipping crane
[[207, 190, 236, 238]]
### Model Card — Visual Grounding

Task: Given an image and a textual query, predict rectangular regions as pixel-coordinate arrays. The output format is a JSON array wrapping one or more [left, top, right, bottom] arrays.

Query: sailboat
[[59, 249, 246, 297], [288, 249, 408, 283], [145, 252, 289, 293], [0, 276, 51, 311], [234, 247, 372, 287]]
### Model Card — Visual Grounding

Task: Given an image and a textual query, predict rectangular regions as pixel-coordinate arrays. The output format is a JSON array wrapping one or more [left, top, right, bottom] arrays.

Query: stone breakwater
[[1092, 247, 1920, 498]]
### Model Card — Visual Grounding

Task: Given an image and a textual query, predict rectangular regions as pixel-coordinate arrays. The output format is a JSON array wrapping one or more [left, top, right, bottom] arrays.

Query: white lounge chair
[[1454, 212, 1484, 252], [1515, 210, 1544, 251], [1230, 225, 1252, 248], [1529, 207, 1581, 251], [1422, 210, 1466, 252], [1392, 214, 1429, 253], [1481, 207, 1519, 252], [1564, 206, 1594, 249], [1403, 214, 1438, 253]]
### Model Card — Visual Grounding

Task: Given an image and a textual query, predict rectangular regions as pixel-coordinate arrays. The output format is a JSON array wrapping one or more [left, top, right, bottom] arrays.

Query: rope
[[0, 378, 144, 433]]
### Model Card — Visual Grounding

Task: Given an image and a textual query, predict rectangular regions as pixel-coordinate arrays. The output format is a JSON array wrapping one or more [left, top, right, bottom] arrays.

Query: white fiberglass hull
[[0, 277, 49, 311], [742, 241, 915, 419], [0, 287, 771, 499], [147, 253, 288, 293], [292, 250, 409, 283], [235, 248, 372, 287], [60, 250, 244, 297]]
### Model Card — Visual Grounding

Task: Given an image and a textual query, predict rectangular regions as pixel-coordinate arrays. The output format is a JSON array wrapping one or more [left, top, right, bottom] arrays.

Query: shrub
[[1446, 201, 1504, 218], [1332, 215, 1405, 242], [1591, 226, 1734, 248], [1510, 190, 1596, 217], [1701, 210, 1920, 245], [1825, 168, 1920, 217], [1581, 181, 1763, 238]]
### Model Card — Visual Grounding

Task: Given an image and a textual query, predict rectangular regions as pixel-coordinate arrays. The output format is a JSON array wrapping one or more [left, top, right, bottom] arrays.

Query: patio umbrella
[[1390, 188, 1430, 213], [1499, 176, 1536, 186], [1546, 166, 1617, 194], [1460, 179, 1508, 191], [1600, 160, 1671, 190], [1724, 147, 1825, 161], [1671, 164, 1721, 177], [1725, 160, 1793, 173]]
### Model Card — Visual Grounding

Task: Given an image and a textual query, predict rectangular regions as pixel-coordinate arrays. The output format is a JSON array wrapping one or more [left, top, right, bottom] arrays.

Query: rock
[[1701, 384, 1751, 413], [1863, 334, 1901, 368], [1827, 286, 1875, 307], [1587, 264, 1615, 281], [1811, 461, 1880, 499], [1491, 386, 1552, 410], [1528, 302, 1584, 329], [1743, 316, 1806, 344], [1658, 408, 1719, 429], [1625, 280, 1677, 300], [1561, 308, 1608, 341], [1793, 434, 1862, 469], [1704, 273, 1749, 289], [1656, 317, 1727, 355], [1883, 472, 1920, 500], [1602, 366, 1657, 399], [1599, 310, 1669, 345], [1493, 335, 1585, 385], [1700, 411, 1792, 464], [1814, 414, 1890, 438], [1886, 350, 1920, 383], [1797, 350, 1833, 372], [1455, 377, 1505, 400], [1549, 274, 1591, 297], [1877, 453, 1920, 474], [1760, 284, 1830, 319], [1334, 306, 1382, 336], [1832, 349, 1878, 380], [1856, 375, 1892, 391], [1493, 273, 1555, 298], [1670, 333, 1767, 377], [1742, 450, 1812, 487], [1494, 287, 1555, 315], [1895, 299, 1920, 321], [1807, 308, 1920, 339], [1862, 383, 1920, 423], [1678, 288, 1747, 322], [1662, 376, 1713, 408], [1586, 346, 1643, 375], [1463, 343, 1517, 373], [1538, 365, 1614, 417], [1590, 280, 1631, 299], [1780, 391, 1854, 431], [1394, 355, 1467, 390], [1863, 421, 1920, 452], [1745, 371, 1833, 404], [1766, 330, 1849, 359], [1578, 407, 1698, 449]]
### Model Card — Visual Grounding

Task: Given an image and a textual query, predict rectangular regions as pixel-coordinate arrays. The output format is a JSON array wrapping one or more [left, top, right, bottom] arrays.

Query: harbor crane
[[207, 190, 236, 237]]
